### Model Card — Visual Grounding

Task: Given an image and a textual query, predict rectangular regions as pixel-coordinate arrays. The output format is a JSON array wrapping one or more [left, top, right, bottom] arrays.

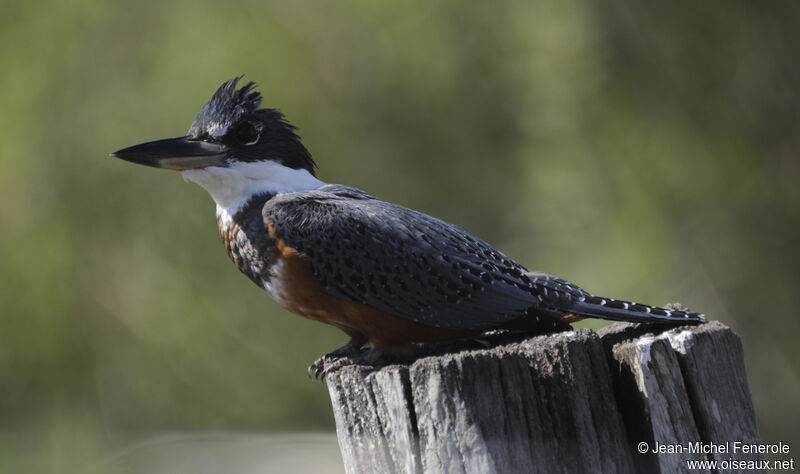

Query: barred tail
[[565, 296, 706, 324]]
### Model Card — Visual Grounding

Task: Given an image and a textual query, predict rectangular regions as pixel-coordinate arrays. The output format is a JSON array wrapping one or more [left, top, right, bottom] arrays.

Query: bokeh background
[[2, 1, 798, 472]]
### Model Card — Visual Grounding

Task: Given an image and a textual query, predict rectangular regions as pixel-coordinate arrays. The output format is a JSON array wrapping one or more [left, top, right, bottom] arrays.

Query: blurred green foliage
[[1, 0, 798, 471]]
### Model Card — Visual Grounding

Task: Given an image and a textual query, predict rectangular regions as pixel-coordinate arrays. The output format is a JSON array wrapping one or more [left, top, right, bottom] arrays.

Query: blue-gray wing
[[264, 185, 584, 331]]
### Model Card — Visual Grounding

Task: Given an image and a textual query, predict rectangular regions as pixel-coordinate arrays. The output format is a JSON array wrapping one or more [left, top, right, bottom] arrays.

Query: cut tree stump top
[[325, 321, 761, 474]]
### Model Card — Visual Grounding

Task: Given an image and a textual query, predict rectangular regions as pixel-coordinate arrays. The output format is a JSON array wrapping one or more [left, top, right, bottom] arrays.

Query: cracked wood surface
[[326, 321, 760, 474]]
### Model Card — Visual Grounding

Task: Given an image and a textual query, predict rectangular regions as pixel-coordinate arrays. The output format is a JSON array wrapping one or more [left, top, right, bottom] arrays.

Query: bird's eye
[[234, 121, 259, 145]]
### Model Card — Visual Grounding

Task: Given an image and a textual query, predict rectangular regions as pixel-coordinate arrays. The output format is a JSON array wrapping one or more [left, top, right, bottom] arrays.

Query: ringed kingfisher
[[112, 77, 705, 378]]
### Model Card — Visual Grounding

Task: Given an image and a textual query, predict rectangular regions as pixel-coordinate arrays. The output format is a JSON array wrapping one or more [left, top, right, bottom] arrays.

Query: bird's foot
[[318, 346, 424, 381], [307, 338, 366, 381]]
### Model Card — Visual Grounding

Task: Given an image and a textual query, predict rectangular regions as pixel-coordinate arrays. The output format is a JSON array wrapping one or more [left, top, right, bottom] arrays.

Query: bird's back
[[263, 185, 574, 333]]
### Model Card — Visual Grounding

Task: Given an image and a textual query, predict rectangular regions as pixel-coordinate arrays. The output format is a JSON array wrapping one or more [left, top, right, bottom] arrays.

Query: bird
[[112, 77, 705, 378]]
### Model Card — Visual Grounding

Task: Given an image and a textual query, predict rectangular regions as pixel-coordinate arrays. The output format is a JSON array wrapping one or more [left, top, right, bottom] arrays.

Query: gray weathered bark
[[326, 321, 760, 474]]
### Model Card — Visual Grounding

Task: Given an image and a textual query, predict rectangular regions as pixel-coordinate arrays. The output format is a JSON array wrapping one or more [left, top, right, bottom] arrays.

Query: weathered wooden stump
[[325, 321, 761, 473]]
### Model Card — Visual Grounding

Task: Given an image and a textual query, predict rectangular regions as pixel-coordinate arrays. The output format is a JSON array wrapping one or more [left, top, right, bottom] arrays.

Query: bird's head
[[112, 77, 323, 214]]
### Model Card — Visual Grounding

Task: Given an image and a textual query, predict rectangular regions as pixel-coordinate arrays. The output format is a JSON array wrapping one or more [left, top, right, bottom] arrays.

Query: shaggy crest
[[189, 76, 263, 138]]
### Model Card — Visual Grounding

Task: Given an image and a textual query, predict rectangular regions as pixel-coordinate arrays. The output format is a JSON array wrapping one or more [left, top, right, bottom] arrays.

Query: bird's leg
[[308, 337, 366, 380], [317, 346, 394, 381]]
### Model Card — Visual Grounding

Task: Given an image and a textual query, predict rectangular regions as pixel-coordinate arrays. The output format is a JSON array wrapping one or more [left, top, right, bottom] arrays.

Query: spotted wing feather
[[264, 185, 577, 332]]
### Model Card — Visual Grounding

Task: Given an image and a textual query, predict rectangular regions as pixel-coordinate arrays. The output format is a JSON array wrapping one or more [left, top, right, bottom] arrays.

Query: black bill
[[111, 136, 228, 170]]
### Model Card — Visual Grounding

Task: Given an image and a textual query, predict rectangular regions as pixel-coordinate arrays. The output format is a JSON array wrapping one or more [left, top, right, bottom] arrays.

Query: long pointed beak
[[111, 136, 228, 170]]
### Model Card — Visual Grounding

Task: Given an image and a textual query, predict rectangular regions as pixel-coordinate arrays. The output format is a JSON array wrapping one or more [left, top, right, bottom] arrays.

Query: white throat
[[181, 160, 326, 222]]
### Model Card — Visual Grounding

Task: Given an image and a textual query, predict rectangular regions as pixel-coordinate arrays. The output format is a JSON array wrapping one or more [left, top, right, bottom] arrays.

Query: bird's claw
[[307, 339, 367, 381], [307, 354, 359, 381], [307, 358, 325, 380]]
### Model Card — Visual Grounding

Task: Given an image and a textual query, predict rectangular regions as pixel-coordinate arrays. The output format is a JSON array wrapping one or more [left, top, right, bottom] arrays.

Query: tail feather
[[565, 295, 706, 325], [523, 272, 705, 326]]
